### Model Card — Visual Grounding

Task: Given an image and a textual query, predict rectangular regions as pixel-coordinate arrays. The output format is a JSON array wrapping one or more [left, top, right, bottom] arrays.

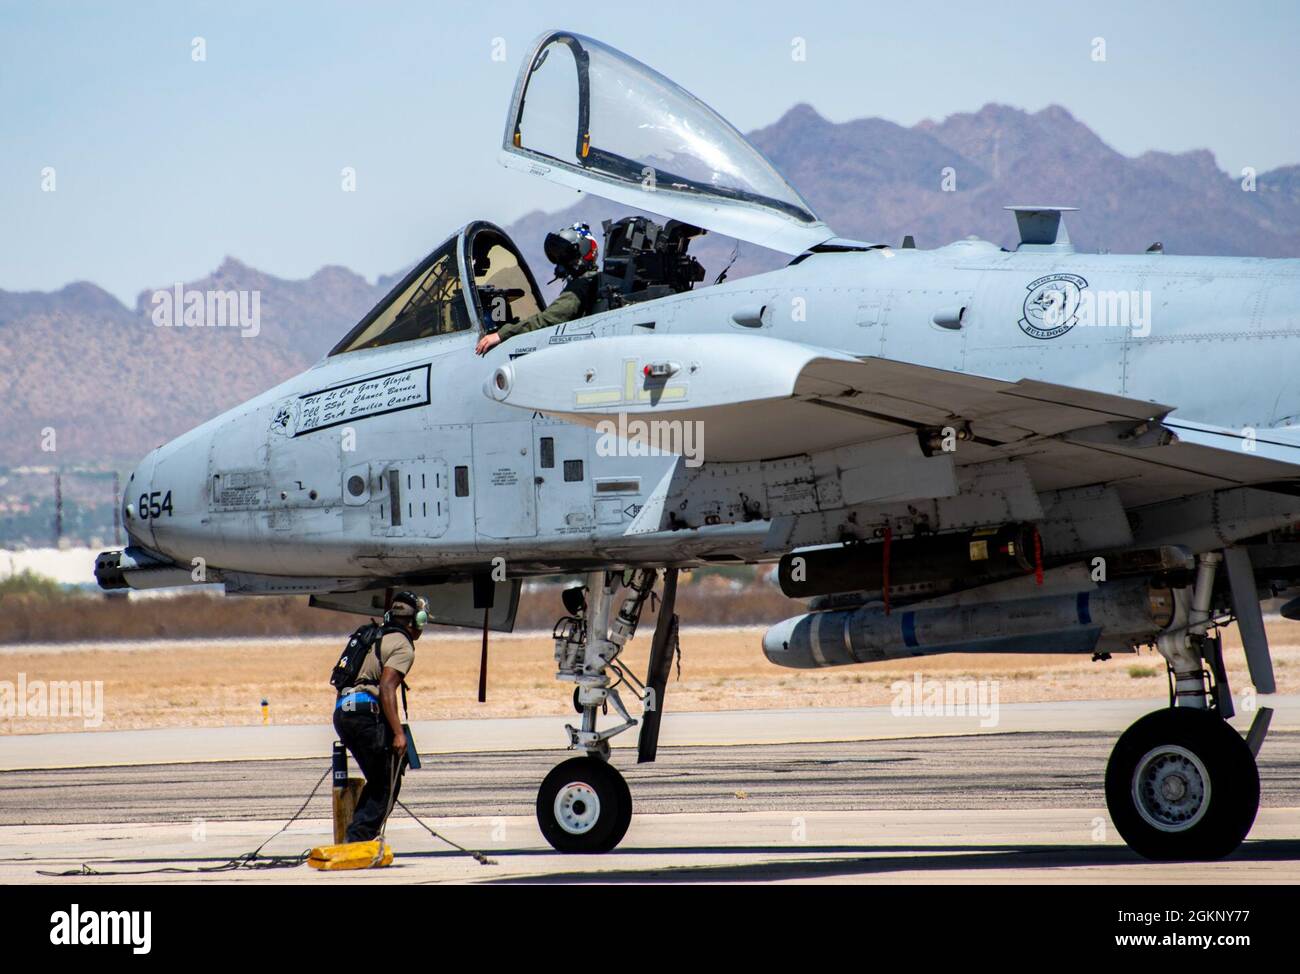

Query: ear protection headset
[[384, 592, 429, 629]]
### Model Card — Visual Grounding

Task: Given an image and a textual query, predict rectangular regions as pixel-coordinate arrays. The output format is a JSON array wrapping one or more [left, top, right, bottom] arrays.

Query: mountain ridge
[[3, 101, 1297, 466]]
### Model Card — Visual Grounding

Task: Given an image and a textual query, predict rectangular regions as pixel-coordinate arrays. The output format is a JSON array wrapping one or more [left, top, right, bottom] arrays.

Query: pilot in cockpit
[[475, 223, 601, 355]]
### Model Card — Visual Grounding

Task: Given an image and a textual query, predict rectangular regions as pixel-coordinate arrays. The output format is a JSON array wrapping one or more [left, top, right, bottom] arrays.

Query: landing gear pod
[[1105, 708, 1260, 861], [777, 524, 1035, 600]]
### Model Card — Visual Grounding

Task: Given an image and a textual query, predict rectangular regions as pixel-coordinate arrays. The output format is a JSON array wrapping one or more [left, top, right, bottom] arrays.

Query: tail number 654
[[138, 490, 173, 519]]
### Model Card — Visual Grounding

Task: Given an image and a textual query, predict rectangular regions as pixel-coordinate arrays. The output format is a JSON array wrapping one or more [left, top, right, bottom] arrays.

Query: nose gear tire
[[537, 756, 633, 853]]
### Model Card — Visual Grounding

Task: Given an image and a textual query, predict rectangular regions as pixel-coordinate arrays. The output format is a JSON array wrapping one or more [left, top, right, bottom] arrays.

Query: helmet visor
[[544, 231, 581, 267]]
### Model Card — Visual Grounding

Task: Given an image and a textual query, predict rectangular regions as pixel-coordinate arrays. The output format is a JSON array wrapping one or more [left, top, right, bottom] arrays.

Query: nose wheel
[[1105, 707, 1259, 860], [537, 757, 633, 853]]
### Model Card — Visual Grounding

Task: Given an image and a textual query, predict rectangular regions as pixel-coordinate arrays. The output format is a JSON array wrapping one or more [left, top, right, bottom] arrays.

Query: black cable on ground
[[34, 761, 497, 875], [395, 799, 497, 866], [36, 766, 331, 877]]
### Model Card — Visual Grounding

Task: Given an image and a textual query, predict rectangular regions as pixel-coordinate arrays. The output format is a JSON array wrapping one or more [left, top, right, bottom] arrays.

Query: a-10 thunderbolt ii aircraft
[[96, 30, 1300, 860]]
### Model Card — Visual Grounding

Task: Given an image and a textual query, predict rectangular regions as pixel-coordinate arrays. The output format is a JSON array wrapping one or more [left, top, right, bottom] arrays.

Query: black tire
[[610, 763, 633, 845], [1105, 707, 1259, 861], [537, 757, 632, 853]]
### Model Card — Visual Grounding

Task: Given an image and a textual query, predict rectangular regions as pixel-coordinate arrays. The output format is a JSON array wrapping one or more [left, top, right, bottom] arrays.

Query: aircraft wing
[[486, 333, 1300, 508]]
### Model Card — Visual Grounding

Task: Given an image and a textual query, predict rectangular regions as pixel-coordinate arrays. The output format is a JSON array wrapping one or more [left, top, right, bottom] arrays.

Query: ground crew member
[[332, 591, 425, 841], [475, 223, 601, 354]]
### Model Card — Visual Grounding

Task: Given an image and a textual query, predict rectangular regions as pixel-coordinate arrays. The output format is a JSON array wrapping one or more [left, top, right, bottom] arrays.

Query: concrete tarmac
[[3, 695, 1297, 771], [2, 724, 1298, 884]]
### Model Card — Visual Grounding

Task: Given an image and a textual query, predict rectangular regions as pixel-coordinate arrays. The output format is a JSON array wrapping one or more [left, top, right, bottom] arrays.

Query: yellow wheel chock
[[307, 839, 394, 870]]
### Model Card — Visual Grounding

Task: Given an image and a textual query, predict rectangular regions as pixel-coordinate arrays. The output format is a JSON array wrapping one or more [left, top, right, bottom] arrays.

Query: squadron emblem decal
[[269, 403, 297, 437], [1019, 273, 1088, 340]]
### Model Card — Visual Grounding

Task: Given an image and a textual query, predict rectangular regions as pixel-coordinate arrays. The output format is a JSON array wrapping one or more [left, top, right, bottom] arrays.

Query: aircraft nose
[[136, 426, 219, 564], [121, 452, 158, 548]]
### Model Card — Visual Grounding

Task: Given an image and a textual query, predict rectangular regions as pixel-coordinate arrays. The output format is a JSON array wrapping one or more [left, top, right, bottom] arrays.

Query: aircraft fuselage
[[123, 241, 1300, 584]]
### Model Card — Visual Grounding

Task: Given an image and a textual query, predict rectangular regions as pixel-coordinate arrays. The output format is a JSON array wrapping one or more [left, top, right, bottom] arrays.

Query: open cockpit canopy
[[501, 30, 834, 255]]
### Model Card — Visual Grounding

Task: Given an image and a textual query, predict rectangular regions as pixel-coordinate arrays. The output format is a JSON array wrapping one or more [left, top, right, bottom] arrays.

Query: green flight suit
[[495, 270, 599, 341]]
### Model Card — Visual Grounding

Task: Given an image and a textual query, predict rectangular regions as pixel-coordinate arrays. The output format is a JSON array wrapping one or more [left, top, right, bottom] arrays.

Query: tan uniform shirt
[[340, 630, 415, 698]]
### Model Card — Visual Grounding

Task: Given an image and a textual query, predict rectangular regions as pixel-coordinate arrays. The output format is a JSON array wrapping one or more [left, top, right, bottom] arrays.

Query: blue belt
[[335, 690, 379, 712]]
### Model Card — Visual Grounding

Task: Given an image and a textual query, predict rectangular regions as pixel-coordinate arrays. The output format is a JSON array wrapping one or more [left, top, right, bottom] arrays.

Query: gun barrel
[[94, 547, 204, 591]]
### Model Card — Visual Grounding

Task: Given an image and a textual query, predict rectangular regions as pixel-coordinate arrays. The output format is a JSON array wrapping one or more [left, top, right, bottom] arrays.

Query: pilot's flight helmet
[[544, 223, 599, 277], [386, 591, 429, 630]]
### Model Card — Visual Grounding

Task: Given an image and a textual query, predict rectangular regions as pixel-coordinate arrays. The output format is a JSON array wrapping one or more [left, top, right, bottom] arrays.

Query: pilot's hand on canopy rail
[[475, 332, 503, 356]]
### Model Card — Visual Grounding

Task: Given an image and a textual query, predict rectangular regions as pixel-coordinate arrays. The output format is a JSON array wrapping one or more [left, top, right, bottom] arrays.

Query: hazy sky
[[3, 1, 1298, 302]]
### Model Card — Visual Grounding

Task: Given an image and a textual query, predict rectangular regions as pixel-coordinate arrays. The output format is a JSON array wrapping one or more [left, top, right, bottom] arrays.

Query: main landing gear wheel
[[537, 757, 633, 853], [1105, 707, 1259, 861]]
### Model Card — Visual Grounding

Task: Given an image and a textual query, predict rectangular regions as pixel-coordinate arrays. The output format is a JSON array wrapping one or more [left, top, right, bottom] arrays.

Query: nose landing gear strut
[[535, 568, 667, 853]]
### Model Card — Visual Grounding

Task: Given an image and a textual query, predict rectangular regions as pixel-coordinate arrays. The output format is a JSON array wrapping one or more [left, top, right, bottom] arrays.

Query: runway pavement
[[2, 720, 1298, 884], [3, 695, 1298, 771]]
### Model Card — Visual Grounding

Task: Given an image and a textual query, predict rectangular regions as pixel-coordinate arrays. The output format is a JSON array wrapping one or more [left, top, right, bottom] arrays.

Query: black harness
[[331, 624, 412, 717]]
